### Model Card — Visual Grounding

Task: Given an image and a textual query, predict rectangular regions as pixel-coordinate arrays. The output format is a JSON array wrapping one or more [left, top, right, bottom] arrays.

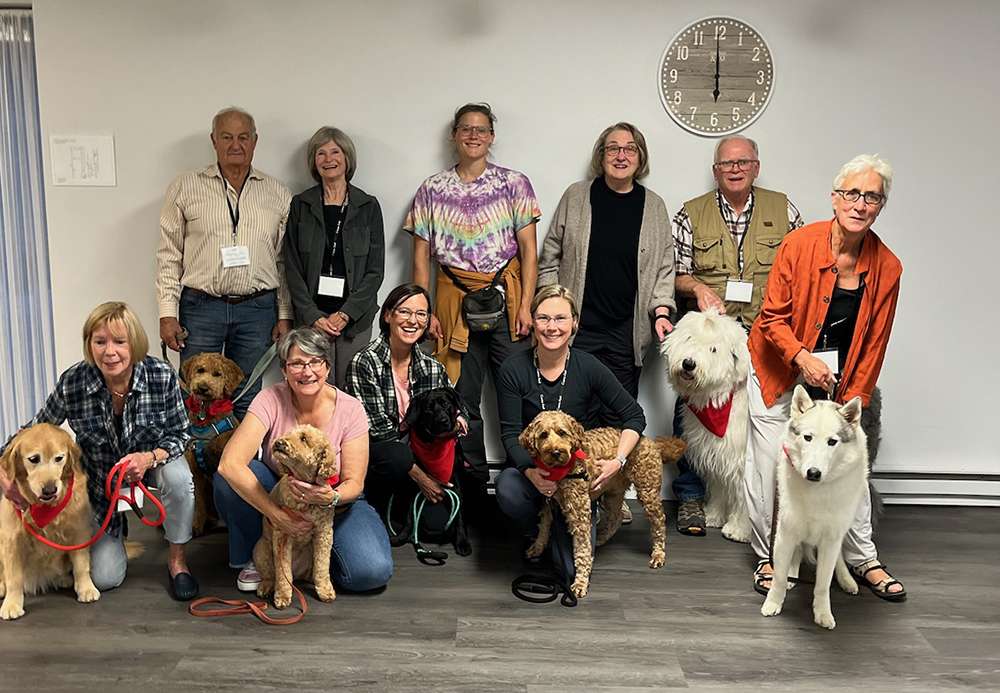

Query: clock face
[[658, 17, 774, 136]]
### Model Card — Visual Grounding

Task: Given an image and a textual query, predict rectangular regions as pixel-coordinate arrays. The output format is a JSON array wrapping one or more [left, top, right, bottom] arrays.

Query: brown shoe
[[676, 498, 706, 536]]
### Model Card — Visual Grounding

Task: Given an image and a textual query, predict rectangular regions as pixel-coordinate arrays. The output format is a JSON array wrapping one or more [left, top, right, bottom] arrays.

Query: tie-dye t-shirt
[[404, 163, 541, 273]]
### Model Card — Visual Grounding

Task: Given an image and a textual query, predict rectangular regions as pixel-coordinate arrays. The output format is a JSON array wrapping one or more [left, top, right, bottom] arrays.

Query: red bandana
[[326, 474, 340, 487], [687, 392, 735, 438], [409, 435, 457, 484], [14, 474, 75, 529], [533, 449, 588, 482], [185, 395, 234, 423]]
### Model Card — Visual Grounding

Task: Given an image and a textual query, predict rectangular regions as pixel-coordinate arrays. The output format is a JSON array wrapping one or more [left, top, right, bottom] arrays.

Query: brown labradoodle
[[519, 410, 686, 598], [252, 425, 339, 609], [180, 352, 244, 536]]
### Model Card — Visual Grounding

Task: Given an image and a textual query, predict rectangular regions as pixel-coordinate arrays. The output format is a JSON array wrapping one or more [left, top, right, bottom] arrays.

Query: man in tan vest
[[670, 135, 803, 536]]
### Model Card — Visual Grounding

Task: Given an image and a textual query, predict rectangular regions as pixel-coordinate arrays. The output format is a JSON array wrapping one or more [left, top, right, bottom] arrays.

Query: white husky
[[661, 309, 751, 543], [761, 385, 867, 629]]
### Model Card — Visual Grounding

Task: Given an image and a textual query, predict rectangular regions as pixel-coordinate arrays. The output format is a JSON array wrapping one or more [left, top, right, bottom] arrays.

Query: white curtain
[[0, 9, 56, 433]]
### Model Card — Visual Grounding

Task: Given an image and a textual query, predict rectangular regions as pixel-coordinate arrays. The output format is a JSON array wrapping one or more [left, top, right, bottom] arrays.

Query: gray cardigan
[[282, 183, 385, 338], [537, 179, 676, 367]]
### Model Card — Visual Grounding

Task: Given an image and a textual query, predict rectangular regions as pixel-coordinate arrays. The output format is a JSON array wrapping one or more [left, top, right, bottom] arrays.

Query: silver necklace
[[535, 350, 570, 412]]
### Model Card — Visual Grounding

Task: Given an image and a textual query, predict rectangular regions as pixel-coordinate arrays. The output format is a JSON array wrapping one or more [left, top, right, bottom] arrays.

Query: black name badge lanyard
[[321, 189, 350, 276], [220, 164, 251, 241]]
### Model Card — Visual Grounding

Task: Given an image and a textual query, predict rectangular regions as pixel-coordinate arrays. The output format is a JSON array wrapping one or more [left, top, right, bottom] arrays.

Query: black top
[[808, 281, 864, 401], [497, 347, 646, 471], [578, 177, 645, 350], [314, 203, 350, 314]]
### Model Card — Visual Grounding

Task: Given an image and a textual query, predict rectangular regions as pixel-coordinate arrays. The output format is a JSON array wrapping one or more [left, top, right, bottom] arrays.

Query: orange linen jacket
[[748, 220, 902, 408]]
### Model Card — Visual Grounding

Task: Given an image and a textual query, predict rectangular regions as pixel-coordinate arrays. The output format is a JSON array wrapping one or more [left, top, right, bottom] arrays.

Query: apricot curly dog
[[519, 410, 686, 598], [252, 425, 339, 609]]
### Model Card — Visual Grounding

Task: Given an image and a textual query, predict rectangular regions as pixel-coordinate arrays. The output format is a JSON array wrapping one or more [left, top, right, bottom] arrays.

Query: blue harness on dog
[[189, 416, 239, 474]]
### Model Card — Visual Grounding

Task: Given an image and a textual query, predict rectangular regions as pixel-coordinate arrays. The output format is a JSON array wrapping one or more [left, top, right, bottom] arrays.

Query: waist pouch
[[441, 258, 512, 333]]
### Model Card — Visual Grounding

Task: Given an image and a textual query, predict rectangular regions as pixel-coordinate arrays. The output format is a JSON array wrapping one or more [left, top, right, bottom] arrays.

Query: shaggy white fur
[[661, 309, 751, 543]]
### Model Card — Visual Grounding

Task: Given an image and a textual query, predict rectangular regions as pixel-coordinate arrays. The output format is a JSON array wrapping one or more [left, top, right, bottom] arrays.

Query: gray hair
[[212, 106, 257, 137], [277, 327, 331, 366], [588, 122, 650, 180], [833, 154, 894, 201], [713, 135, 758, 163], [306, 126, 357, 183]]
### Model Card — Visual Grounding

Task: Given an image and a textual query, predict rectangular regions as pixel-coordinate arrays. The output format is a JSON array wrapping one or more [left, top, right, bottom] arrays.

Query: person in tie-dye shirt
[[405, 102, 541, 509]]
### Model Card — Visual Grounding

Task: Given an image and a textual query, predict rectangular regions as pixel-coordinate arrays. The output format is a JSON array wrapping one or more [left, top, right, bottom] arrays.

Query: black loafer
[[168, 570, 200, 601]]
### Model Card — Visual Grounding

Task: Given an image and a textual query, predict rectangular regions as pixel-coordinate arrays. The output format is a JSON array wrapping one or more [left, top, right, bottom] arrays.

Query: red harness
[[534, 449, 588, 482], [14, 474, 76, 529], [409, 434, 457, 484], [185, 395, 234, 423], [687, 391, 736, 438]]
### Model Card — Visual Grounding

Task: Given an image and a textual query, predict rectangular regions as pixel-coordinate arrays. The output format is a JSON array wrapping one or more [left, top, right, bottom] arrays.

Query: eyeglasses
[[604, 144, 640, 158], [535, 314, 572, 326], [834, 189, 885, 206], [285, 357, 327, 373], [395, 307, 429, 323], [713, 158, 759, 172], [456, 125, 492, 137]]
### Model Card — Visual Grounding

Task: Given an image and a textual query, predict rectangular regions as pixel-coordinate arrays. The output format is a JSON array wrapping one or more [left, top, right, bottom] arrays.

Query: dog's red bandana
[[534, 449, 588, 482], [14, 474, 75, 529], [687, 392, 735, 438], [409, 435, 457, 484], [326, 474, 340, 487], [185, 395, 234, 423]]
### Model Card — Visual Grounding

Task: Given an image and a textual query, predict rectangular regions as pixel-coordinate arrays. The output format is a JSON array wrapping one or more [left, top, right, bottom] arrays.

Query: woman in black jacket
[[283, 126, 385, 387]]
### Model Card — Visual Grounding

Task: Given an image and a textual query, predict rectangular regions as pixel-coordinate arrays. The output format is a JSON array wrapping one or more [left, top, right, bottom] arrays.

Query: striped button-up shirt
[[156, 163, 293, 319]]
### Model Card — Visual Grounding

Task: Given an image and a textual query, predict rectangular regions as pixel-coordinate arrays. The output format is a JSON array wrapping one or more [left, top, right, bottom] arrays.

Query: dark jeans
[[573, 327, 641, 427], [495, 467, 596, 583], [455, 311, 529, 482], [671, 396, 706, 501], [179, 287, 276, 419]]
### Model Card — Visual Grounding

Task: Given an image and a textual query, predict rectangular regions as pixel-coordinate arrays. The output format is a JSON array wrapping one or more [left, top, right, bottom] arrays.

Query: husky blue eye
[[827, 438, 838, 446]]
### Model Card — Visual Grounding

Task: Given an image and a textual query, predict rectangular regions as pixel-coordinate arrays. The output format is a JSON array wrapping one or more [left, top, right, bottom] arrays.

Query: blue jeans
[[179, 287, 276, 419], [495, 467, 596, 583], [671, 397, 706, 502], [213, 460, 394, 592]]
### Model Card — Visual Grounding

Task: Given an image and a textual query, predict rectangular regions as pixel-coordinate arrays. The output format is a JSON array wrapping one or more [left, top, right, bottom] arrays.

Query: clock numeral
[[714, 25, 727, 40], [689, 106, 697, 116], [676, 45, 689, 61], [738, 31, 744, 46], [673, 91, 682, 105], [669, 68, 678, 83], [732, 107, 741, 123], [710, 112, 719, 126], [752, 47, 761, 62], [748, 92, 757, 106], [756, 70, 765, 85], [693, 30, 704, 46]]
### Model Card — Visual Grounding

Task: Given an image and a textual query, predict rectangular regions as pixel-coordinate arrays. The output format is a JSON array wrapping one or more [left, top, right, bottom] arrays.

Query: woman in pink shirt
[[216, 328, 392, 593]]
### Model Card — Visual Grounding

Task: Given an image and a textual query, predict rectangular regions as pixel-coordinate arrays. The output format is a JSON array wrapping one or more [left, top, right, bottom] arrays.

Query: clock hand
[[713, 37, 721, 102]]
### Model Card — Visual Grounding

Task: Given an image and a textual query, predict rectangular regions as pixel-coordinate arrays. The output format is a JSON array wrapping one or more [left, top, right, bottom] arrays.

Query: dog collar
[[409, 434, 457, 484], [687, 391, 736, 438], [534, 449, 587, 482], [185, 395, 234, 423], [14, 474, 75, 529]]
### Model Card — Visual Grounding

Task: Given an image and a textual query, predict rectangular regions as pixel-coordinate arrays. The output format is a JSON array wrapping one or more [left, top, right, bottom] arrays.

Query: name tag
[[221, 245, 250, 268], [725, 280, 753, 304], [318, 275, 346, 297], [813, 348, 839, 373]]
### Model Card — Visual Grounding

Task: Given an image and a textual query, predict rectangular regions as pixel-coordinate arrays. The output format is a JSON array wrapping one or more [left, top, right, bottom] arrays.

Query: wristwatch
[[616, 456, 627, 469], [321, 490, 341, 509]]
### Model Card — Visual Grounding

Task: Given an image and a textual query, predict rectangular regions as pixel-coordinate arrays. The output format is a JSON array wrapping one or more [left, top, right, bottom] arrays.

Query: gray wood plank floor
[[1, 504, 997, 691]]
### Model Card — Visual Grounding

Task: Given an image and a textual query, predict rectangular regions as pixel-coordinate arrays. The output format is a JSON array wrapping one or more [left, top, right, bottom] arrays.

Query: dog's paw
[[837, 575, 859, 595], [760, 597, 783, 617], [648, 550, 666, 569], [273, 591, 292, 609], [256, 581, 273, 599], [75, 582, 100, 603], [56, 573, 74, 589], [814, 609, 836, 630], [525, 540, 545, 559], [570, 577, 589, 598], [705, 510, 725, 528], [0, 598, 25, 621], [314, 582, 337, 603], [454, 538, 472, 557], [721, 521, 751, 544]]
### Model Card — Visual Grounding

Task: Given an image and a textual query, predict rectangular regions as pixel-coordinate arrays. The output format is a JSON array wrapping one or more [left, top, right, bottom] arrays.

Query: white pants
[[743, 366, 877, 567]]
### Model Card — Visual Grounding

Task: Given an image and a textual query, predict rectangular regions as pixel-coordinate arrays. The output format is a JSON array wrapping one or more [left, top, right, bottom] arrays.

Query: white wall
[[32, 0, 998, 478]]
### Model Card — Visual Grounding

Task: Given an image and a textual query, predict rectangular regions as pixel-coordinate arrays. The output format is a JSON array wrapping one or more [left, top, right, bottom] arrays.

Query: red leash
[[188, 585, 309, 625], [17, 460, 166, 551]]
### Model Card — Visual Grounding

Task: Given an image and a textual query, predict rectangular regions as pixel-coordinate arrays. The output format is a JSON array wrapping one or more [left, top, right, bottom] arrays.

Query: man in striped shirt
[[156, 107, 293, 417]]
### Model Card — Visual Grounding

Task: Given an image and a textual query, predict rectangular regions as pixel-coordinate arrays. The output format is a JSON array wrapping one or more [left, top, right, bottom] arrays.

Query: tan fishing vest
[[682, 186, 789, 325]]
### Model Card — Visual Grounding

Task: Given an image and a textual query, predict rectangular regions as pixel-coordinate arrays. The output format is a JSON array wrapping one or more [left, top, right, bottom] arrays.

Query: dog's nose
[[41, 482, 57, 496], [682, 358, 696, 372], [274, 439, 288, 453], [806, 468, 822, 482]]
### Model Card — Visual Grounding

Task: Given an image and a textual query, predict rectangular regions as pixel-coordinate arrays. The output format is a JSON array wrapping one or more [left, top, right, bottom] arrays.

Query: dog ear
[[518, 418, 540, 458], [444, 387, 464, 413], [790, 384, 814, 416], [315, 440, 338, 479], [0, 433, 20, 481], [403, 392, 424, 429], [179, 357, 196, 384], [838, 396, 863, 426], [223, 358, 246, 398], [569, 416, 585, 448]]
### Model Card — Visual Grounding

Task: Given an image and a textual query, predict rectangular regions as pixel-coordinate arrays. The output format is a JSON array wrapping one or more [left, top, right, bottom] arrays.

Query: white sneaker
[[236, 561, 261, 592], [621, 500, 633, 525]]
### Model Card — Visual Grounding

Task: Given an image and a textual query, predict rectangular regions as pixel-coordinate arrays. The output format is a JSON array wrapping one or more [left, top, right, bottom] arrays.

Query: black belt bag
[[440, 258, 512, 333]]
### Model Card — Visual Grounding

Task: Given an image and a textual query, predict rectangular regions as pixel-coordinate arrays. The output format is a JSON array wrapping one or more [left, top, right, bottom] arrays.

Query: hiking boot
[[676, 498, 706, 536]]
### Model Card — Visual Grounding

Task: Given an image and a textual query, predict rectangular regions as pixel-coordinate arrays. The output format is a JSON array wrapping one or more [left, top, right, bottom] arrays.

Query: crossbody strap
[[439, 256, 513, 294]]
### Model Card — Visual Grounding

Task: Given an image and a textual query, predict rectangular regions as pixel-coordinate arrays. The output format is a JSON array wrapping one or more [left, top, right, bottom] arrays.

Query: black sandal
[[851, 561, 907, 602], [753, 559, 772, 596]]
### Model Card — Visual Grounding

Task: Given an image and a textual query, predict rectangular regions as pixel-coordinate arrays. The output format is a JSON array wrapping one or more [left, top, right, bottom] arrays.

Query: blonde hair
[[82, 302, 149, 365]]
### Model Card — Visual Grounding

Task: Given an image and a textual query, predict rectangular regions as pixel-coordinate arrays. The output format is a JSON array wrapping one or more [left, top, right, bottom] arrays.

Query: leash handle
[[189, 585, 309, 625], [511, 573, 578, 607]]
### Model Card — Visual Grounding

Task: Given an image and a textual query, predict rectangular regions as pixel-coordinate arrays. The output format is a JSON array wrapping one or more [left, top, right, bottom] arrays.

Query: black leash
[[511, 573, 578, 607]]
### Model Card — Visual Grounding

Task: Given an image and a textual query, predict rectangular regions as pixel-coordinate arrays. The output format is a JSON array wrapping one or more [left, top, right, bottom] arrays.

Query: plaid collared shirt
[[672, 189, 803, 275], [21, 356, 191, 532], [346, 334, 458, 442]]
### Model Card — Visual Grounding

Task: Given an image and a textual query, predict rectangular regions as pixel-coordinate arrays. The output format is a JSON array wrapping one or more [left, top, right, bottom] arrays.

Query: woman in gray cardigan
[[537, 122, 676, 400], [283, 126, 385, 387]]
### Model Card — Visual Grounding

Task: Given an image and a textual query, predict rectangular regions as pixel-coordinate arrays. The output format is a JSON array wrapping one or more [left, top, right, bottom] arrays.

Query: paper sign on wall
[[49, 134, 117, 186]]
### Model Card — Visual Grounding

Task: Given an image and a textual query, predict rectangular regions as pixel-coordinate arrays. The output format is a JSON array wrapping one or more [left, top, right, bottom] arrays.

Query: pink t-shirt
[[247, 383, 369, 475], [392, 370, 411, 425]]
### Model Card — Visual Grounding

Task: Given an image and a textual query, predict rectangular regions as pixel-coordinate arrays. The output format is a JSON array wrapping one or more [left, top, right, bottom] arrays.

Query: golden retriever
[[180, 352, 244, 536], [0, 424, 100, 620], [253, 424, 339, 609], [519, 410, 686, 597]]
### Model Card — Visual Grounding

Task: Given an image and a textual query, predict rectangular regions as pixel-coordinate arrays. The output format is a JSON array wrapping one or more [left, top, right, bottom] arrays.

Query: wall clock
[[658, 17, 774, 136]]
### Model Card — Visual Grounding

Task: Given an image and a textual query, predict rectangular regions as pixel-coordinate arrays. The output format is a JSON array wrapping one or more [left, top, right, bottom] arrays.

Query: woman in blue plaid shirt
[[0, 302, 197, 601]]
